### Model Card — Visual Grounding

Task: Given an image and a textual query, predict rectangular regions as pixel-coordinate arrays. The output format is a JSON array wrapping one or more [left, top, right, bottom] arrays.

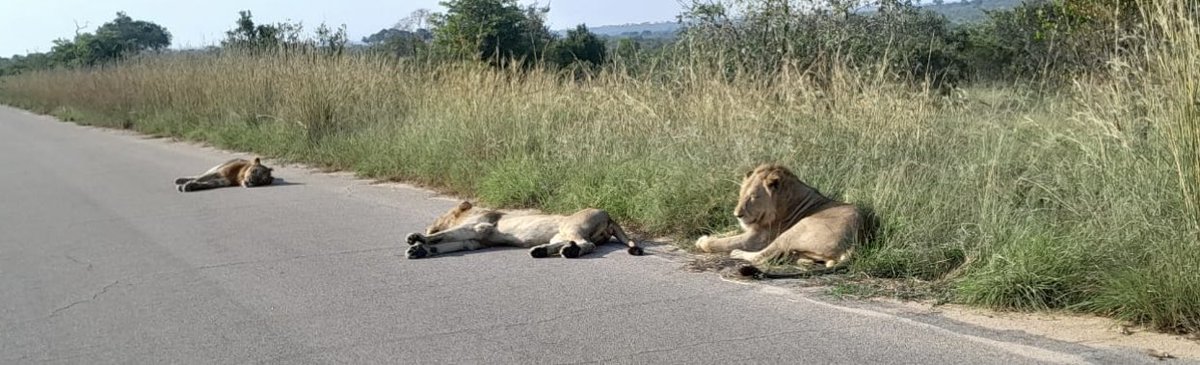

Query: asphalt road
[[0, 106, 1175, 364]]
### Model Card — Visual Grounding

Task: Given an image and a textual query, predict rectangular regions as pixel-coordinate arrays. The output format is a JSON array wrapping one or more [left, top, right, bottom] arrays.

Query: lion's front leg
[[407, 223, 495, 246], [695, 230, 769, 253], [406, 240, 485, 259], [529, 241, 568, 258]]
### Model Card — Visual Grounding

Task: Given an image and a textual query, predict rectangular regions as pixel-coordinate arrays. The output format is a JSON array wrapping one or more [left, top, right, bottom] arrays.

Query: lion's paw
[[694, 236, 712, 252], [529, 246, 550, 258], [406, 244, 430, 259], [561, 241, 583, 259], [405, 233, 426, 246], [627, 246, 644, 256], [729, 249, 753, 261]]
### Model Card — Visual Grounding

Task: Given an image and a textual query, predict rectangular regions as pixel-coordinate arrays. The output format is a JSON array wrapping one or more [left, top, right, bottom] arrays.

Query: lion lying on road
[[695, 164, 867, 277], [175, 157, 275, 192], [405, 201, 645, 259]]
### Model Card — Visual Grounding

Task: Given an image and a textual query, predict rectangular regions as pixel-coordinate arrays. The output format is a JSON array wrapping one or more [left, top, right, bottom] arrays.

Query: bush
[[549, 25, 607, 69], [430, 0, 553, 67], [677, 0, 967, 87]]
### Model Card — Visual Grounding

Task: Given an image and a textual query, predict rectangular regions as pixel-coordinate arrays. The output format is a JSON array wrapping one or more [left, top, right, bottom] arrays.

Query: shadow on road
[[271, 178, 304, 187], [400, 239, 657, 260]]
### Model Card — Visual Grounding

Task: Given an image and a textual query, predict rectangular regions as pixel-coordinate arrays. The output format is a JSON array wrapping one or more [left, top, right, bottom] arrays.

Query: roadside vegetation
[[1, 0, 1198, 334]]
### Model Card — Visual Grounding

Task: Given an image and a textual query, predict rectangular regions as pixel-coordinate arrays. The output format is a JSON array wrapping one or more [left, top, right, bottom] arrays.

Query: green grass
[[1, 15, 1198, 335]]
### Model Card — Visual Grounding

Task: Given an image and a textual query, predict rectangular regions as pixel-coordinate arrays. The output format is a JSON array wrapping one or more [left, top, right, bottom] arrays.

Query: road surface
[[0, 106, 1174, 364]]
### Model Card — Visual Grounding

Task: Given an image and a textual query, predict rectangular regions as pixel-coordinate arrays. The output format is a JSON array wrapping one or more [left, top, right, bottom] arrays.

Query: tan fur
[[694, 164, 864, 274], [175, 157, 275, 192], [405, 201, 644, 259]]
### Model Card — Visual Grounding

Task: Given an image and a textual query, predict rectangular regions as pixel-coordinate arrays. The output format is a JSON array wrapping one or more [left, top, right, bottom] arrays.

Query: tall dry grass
[[0, 5, 1197, 332], [1072, 0, 1200, 333]]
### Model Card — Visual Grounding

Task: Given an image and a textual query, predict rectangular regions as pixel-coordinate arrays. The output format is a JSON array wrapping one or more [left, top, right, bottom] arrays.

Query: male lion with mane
[[695, 164, 867, 278], [175, 157, 275, 192], [405, 201, 645, 259]]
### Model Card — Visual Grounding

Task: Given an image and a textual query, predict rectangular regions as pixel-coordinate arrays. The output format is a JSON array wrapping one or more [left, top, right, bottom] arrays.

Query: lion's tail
[[738, 248, 854, 279], [609, 220, 644, 256], [737, 263, 848, 279]]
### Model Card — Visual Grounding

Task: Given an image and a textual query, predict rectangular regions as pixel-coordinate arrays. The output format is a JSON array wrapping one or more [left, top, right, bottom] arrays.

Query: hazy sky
[[0, 0, 685, 57]]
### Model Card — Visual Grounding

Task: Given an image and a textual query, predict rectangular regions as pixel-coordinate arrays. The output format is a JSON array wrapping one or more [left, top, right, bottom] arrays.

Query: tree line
[[0, 0, 1158, 87], [0, 12, 170, 75]]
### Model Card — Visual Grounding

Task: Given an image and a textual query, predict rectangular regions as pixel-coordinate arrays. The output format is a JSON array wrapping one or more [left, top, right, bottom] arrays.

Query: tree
[[314, 22, 349, 56], [614, 38, 641, 60], [363, 9, 436, 58], [0, 56, 12, 76], [430, 0, 553, 66], [549, 24, 607, 68], [363, 28, 432, 58], [46, 12, 171, 67], [94, 12, 171, 53], [0, 52, 53, 75], [363, 28, 408, 44], [222, 10, 303, 50], [396, 9, 433, 31]]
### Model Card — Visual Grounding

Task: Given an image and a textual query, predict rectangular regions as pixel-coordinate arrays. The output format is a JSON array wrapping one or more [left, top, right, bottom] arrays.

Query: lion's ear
[[252, 157, 262, 165], [457, 201, 473, 211], [764, 173, 781, 190]]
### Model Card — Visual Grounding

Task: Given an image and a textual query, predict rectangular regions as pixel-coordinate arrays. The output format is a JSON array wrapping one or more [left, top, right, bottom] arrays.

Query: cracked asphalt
[[0, 106, 1174, 364]]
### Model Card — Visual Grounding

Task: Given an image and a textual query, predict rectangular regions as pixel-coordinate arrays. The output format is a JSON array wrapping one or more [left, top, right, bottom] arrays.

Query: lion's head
[[733, 164, 822, 230], [240, 157, 275, 187], [427, 201, 474, 234]]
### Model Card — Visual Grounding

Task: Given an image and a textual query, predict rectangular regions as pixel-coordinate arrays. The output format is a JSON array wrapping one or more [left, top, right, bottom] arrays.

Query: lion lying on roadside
[[695, 164, 867, 277], [405, 201, 645, 259], [175, 157, 275, 192]]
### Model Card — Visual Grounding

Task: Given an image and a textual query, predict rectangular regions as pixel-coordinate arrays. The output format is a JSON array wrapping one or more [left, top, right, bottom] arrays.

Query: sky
[[0, 0, 685, 57]]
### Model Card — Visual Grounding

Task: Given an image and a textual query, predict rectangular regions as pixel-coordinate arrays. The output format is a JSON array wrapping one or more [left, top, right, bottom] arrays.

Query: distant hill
[[922, 0, 1023, 23], [587, 21, 682, 37], [554, 21, 681, 39], [560, 0, 1022, 39]]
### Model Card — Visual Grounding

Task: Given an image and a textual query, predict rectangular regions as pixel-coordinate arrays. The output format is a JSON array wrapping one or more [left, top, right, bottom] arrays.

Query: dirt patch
[[674, 249, 1200, 361], [880, 300, 1200, 361], [683, 254, 746, 273]]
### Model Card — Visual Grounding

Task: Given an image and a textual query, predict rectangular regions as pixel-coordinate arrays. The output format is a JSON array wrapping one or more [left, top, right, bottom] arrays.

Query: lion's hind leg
[[178, 173, 231, 192], [814, 248, 854, 268], [560, 240, 596, 259], [529, 241, 568, 258], [729, 240, 791, 266]]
